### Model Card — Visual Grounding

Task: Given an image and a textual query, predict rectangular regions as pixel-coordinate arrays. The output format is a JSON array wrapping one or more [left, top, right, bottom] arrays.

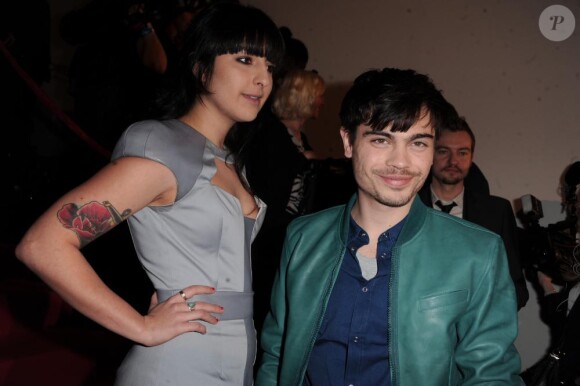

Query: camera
[[519, 194, 577, 283]]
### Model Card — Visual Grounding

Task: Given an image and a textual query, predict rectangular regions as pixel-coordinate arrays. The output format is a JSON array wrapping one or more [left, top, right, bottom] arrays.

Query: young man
[[418, 117, 529, 310], [256, 68, 523, 386]]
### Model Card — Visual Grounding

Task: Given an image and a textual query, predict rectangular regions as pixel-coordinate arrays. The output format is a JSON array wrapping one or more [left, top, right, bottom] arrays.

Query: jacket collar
[[398, 195, 429, 246], [338, 194, 357, 245], [339, 193, 428, 247]]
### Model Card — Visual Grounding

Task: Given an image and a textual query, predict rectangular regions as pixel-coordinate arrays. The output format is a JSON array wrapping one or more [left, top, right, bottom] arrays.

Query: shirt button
[[353, 336, 359, 343], [362, 287, 368, 293], [361, 232, 366, 237]]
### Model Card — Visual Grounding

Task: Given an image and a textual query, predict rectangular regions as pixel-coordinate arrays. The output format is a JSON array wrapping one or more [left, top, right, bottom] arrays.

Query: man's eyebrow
[[435, 145, 471, 151], [410, 133, 435, 140], [361, 131, 434, 140], [362, 130, 393, 138]]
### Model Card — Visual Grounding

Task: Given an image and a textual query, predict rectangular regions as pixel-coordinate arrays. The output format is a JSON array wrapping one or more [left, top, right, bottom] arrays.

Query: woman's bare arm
[[15, 157, 222, 346]]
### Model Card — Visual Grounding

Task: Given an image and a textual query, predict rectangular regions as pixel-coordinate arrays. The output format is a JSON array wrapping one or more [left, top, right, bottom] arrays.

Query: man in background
[[418, 117, 529, 309]]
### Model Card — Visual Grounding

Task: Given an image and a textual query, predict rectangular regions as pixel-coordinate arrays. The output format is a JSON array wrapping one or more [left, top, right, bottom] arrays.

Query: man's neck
[[351, 193, 411, 240], [431, 179, 464, 201]]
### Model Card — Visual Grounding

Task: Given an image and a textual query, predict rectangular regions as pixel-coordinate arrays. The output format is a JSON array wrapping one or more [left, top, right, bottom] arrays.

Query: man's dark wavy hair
[[339, 68, 458, 143]]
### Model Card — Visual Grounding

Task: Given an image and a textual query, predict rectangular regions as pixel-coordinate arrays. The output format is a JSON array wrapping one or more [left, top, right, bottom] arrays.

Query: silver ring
[[178, 290, 187, 301], [187, 301, 196, 311]]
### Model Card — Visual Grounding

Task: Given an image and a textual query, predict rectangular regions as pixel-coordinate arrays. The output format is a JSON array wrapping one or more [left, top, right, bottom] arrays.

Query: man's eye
[[371, 138, 387, 144], [413, 141, 428, 148]]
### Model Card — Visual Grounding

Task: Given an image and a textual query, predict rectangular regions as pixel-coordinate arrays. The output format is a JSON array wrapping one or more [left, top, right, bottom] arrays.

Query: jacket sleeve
[[255, 232, 292, 385], [498, 201, 529, 310], [455, 238, 525, 385]]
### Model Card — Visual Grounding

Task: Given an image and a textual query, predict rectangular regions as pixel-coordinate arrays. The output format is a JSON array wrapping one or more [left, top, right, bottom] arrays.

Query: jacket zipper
[[389, 246, 400, 386]]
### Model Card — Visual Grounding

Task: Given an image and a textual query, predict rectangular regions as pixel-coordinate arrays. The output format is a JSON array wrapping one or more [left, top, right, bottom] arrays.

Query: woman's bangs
[[217, 24, 284, 65]]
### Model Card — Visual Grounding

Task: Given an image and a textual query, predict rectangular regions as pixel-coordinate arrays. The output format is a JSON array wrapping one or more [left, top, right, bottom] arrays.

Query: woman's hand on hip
[[140, 285, 223, 346]]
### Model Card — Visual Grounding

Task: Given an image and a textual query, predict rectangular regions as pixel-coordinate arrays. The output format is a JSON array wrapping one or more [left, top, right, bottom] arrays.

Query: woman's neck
[[281, 118, 305, 138], [180, 103, 234, 149]]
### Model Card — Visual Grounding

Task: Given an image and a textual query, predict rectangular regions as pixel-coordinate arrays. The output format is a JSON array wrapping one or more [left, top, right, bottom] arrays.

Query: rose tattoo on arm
[[57, 201, 132, 247]]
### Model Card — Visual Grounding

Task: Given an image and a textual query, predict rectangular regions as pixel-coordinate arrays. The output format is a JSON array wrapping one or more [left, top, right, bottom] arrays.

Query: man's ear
[[340, 127, 353, 159]]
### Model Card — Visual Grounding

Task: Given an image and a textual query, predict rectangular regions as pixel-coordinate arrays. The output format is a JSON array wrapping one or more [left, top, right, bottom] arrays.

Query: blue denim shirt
[[303, 216, 406, 386]]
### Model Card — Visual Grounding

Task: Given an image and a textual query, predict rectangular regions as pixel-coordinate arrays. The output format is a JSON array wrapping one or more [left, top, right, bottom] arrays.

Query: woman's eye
[[267, 63, 276, 73], [237, 56, 252, 65]]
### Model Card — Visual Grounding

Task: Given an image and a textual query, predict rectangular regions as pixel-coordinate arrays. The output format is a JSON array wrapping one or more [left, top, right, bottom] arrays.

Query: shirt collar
[[430, 186, 465, 213], [347, 215, 407, 246]]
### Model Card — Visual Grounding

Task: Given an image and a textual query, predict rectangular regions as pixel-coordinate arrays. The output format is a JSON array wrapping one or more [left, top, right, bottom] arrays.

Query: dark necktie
[[435, 200, 457, 214]]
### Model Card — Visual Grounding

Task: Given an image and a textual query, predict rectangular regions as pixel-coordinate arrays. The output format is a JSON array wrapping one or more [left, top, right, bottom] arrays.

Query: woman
[[523, 268, 580, 385], [247, 69, 325, 218], [246, 69, 325, 340], [15, 3, 284, 385]]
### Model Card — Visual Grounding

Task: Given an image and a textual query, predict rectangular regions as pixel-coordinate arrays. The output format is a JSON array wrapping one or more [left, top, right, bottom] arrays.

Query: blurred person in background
[[246, 69, 326, 345]]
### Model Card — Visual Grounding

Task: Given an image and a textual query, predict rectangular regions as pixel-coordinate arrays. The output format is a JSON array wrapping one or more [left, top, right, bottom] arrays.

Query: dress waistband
[[156, 289, 253, 321]]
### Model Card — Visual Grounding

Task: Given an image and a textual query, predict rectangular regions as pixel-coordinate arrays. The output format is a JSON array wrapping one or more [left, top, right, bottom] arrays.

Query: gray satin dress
[[111, 119, 266, 385]]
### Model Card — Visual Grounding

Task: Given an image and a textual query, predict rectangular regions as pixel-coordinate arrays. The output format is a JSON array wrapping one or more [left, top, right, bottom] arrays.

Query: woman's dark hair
[[154, 2, 284, 190], [155, 2, 284, 118]]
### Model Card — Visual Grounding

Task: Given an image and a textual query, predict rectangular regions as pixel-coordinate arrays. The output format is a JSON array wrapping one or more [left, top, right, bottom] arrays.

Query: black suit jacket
[[418, 184, 530, 310], [535, 287, 580, 383]]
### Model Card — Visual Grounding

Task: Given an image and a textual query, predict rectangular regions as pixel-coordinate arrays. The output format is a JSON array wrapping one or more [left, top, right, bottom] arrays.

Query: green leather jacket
[[256, 195, 524, 386]]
